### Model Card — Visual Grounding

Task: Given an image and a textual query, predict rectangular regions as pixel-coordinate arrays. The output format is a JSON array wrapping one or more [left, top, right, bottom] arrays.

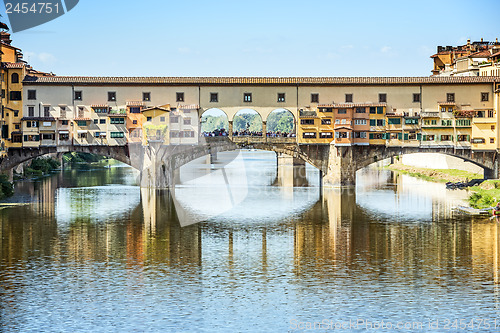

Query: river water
[[1, 150, 499, 332]]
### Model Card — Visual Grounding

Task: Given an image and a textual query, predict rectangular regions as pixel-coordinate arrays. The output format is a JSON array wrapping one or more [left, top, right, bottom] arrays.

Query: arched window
[[11, 73, 19, 84]]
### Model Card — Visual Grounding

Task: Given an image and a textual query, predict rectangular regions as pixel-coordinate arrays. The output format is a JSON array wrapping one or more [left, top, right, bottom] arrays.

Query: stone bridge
[[0, 136, 497, 187]]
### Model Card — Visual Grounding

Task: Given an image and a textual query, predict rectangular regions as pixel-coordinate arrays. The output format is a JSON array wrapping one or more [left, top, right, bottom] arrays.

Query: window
[[42, 133, 55, 140], [456, 119, 470, 127], [388, 118, 401, 125], [446, 93, 455, 102], [74, 91, 82, 101], [424, 135, 435, 141], [457, 134, 469, 142], [471, 138, 485, 144], [147, 117, 152, 122], [77, 120, 87, 127], [321, 119, 331, 125], [160, 117, 165, 122], [488, 110, 494, 118], [14, 124, 20, 129], [354, 119, 367, 125], [319, 107, 333, 113], [78, 107, 85, 118], [413, 93, 420, 103], [23, 134, 39, 142], [110, 132, 125, 138], [302, 132, 317, 138], [170, 116, 179, 123], [345, 94, 353, 103], [11, 73, 19, 83], [176, 92, 184, 102], [110, 117, 125, 124], [423, 119, 437, 125], [132, 120, 138, 125], [369, 119, 376, 126], [108, 92, 116, 102], [311, 93, 319, 103], [338, 109, 347, 114], [182, 131, 195, 138], [9, 91, 21, 100], [277, 93, 285, 102], [377, 106, 384, 114], [441, 135, 452, 141], [335, 131, 349, 139], [61, 120, 69, 125], [319, 132, 333, 138], [440, 107, 446, 112], [476, 111, 485, 118], [376, 119, 385, 126], [441, 119, 452, 126], [491, 125, 495, 131], [1, 89, 4, 98], [78, 132, 87, 139], [129, 107, 141, 114], [13, 110, 18, 117], [170, 131, 179, 138], [353, 132, 367, 138], [100, 119, 106, 124], [369, 107, 376, 114], [481, 92, 489, 102], [42, 106, 49, 118], [379, 93, 387, 103], [301, 119, 314, 125], [341, 119, 347, 125], [405, 118, 418, 125], [184, 118, 191, 125], [94, 119, 98, 124], [243, 93, 252, 102], [27, 90, 36, 100], [12, 134, 21, 143], [26, 121, 38, 128], [355, 107, 365, 113], [210, 93, 218, 103], [369, 133, 385, 140], [491, 138, 495, 144], [143, 92, 151, 101]]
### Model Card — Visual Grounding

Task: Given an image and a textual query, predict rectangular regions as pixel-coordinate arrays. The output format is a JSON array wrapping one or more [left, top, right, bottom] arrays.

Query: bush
[[0, 174, 14, 199]]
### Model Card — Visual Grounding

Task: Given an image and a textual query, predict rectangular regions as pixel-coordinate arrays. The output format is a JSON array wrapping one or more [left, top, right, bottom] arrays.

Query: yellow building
[[368, 104, 386, 145], [142, 105, 170, 144], [0, 31, 25, 154], [298, 109, 320, 144], [471, 109, 496, 150]]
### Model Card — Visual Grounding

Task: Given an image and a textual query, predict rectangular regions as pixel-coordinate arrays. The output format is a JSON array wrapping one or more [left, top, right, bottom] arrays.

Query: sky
[[0, 0, 499, 77]]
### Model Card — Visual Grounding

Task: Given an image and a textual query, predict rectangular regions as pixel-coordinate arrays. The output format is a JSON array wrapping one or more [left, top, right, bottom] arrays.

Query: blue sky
[[1, 0, 499, 77]]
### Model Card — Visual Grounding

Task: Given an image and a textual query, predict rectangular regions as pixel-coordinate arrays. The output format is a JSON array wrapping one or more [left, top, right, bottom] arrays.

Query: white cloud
[[38, 52, 56, 63], [380, 46, 391, 53]]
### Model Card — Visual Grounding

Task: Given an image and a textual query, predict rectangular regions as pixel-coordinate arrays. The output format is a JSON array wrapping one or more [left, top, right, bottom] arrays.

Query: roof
[[142, 106, 170, 112], [469, 50, 492, 58], [90, 104, 109, 108], [21, 117, 56, 121], [22, 76, 500, 86], [126, 101, 145, 106], [178, 104, 199, 109]]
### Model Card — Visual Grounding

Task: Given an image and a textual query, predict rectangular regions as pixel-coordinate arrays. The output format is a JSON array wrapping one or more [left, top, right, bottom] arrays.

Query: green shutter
[[370, 119, 376, 126], [398, 133, 402, 140], [417, 133, 421, 140], [404, 133, 409, 140], [369, 133, 374, 139], [423, 135, 427, 141], [467, 135, 470, 142], [34, 135, 39, 141], [23, 135, 27, 141]]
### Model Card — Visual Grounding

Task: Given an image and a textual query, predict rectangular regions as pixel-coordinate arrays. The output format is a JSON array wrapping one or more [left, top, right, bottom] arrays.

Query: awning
[[77, 130, 87, 134], [58, 130, 69, 134]]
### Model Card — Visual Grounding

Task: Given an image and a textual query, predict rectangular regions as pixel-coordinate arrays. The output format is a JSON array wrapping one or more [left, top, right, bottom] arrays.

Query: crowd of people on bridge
[[203, 129, 296, 138]]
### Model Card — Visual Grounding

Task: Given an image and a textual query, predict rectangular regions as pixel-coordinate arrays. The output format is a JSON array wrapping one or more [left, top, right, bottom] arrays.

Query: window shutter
[[404, 133, 409, 140], [369, 133, 374, 139], [398, 133, 402, 140], [423, 135, 427, 141], [23, 135, 27, 141], [34, 135, 39, 141], [417, 133, 421, 140], [467, 135, 470, 142]]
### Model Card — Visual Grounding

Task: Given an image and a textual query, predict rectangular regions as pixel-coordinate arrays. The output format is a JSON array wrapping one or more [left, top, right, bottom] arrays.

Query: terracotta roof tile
[[179, 104, 199, 109], [22, 76, 500, 86], [90, 104, 109, 108]]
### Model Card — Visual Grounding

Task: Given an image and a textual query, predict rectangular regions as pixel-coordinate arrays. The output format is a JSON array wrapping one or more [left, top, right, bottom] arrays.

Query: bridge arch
[[265, 108, 296, 137], [352, 146, 495, 178], [232, 109, 263, 136], [200, 108, 230, 135]]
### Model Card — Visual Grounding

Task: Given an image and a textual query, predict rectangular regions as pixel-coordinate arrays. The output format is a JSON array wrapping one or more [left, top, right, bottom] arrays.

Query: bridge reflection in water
[[2, 155, 500, 330]]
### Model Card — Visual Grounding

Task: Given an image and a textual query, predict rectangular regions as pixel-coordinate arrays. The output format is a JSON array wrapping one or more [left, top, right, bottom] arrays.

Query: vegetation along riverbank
[[387, 164, 499, 209]]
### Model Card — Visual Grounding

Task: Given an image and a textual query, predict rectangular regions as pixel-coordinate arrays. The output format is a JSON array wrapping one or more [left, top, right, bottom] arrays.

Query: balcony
[[299, 110, 317, 117], [421, 112, 439, 118], [109, 108, 127, 115]]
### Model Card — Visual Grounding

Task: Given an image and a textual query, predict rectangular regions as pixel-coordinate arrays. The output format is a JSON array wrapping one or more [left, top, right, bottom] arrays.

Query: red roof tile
[[22, 76, 499, 86]]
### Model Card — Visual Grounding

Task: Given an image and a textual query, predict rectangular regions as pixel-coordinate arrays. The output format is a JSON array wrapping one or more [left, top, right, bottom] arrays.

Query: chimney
[[481, 38, 484, 42], [0, 31, 12, 45]]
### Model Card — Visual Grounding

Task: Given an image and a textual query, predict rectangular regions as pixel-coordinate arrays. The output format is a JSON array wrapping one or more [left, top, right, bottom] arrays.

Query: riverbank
[[387, 164, 499, 209]]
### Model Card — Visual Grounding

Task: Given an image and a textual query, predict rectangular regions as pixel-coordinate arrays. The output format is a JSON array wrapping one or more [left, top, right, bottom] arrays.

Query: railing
[[109, 109, 127, 115], [421, 112, 439, 118]]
